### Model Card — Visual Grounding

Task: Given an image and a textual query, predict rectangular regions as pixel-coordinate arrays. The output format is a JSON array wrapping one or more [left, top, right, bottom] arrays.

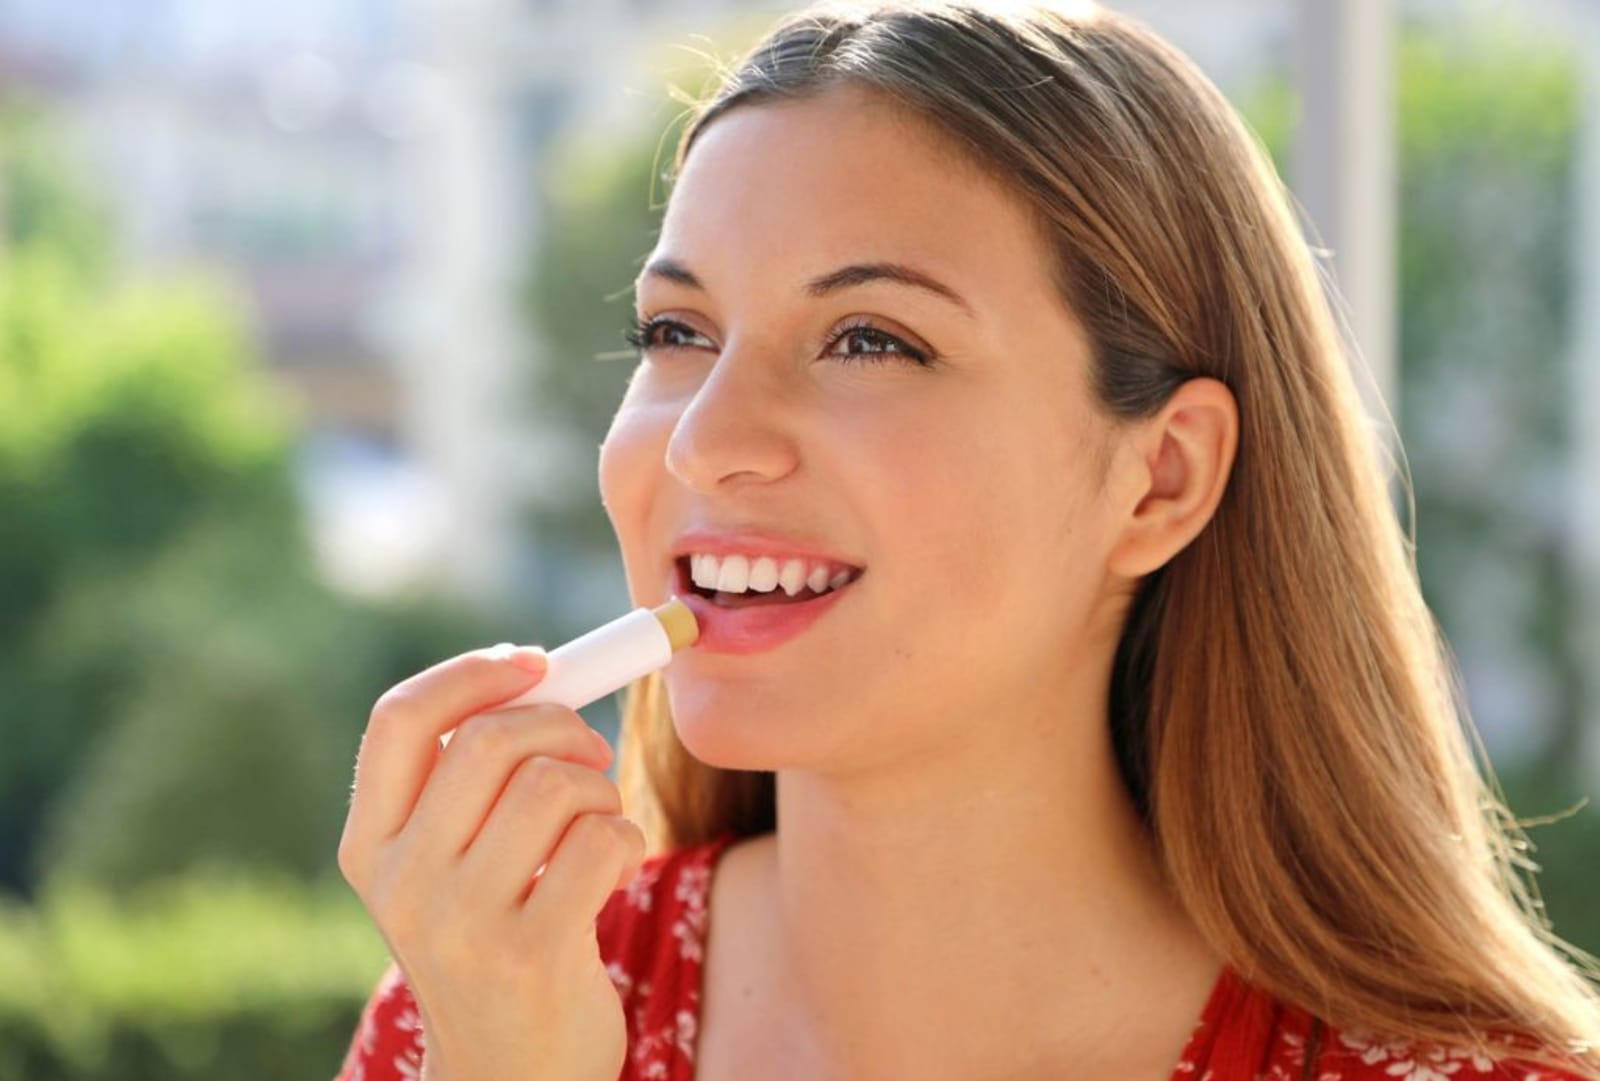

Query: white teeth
[[714, 554, 750, 592], [687, 552, 858, 597], [690, 555, 715, 591], [747, 557, 780, 592], [778, 558, 808, 597]]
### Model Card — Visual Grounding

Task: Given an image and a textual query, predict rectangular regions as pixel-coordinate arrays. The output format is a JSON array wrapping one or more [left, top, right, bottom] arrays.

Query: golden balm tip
[[652, 595, 700, 651]]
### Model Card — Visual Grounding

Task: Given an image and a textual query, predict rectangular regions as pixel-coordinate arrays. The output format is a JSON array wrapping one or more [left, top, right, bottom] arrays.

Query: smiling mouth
[[674, 557, 865, 608]]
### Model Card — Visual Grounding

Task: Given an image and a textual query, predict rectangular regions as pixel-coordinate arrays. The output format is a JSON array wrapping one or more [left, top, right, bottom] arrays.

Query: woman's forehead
[[653, 89, 1052, 307]]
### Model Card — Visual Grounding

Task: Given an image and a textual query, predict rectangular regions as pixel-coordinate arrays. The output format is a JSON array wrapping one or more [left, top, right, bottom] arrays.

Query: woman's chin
[[662, 679, 807, 771], [669, 708, 790, 772]]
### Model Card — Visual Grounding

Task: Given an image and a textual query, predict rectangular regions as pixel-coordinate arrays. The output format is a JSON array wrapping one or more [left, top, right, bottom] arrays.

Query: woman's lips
[[671, 560, 863, 654], [677, 583, 857, 654]]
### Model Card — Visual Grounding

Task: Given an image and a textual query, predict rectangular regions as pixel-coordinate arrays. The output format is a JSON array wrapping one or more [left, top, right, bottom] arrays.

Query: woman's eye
[[624, 316, 933, 367], [624, 317, 710, 353], [827, 325, 930, 366]]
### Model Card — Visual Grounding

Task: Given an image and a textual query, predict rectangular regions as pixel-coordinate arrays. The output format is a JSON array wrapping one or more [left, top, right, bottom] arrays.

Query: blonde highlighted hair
[[615, 1, 1600, 1073]]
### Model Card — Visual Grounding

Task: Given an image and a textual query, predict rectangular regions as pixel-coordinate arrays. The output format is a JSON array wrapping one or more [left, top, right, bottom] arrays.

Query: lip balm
[[439, 596, 698, 750]]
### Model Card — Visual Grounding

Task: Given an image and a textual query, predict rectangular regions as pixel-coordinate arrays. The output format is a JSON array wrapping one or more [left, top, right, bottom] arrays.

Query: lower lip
[[675, 575, 861, 655]]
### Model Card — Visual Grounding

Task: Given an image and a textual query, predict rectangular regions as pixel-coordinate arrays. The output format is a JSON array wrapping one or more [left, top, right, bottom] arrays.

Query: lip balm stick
[[439, 596, 698, 750]]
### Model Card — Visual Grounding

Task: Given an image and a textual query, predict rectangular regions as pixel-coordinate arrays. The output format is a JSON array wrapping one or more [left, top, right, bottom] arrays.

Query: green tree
[[0, 100, 301, 893], [520, 116, 680, 555], [0, 100, 496, 898]]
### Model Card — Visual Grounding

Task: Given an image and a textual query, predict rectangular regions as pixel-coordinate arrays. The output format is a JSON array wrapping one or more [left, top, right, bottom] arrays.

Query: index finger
[[344, 643, 549, 856]]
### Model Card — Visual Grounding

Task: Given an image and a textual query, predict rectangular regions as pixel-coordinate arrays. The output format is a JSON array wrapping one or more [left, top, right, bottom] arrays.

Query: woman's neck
[[736, 709, 1222, 1080]]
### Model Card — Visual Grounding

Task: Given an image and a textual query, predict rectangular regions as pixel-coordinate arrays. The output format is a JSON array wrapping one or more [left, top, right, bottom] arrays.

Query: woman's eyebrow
[[637, 256, 976, 321]]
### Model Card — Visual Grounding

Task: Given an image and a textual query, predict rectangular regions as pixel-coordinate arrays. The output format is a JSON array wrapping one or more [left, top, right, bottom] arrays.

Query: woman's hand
[[338, 644, 644, 1081]]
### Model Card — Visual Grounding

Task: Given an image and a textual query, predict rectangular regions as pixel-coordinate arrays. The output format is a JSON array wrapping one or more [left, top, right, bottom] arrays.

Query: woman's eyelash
[[623, 315, 933, 367], [622, 316, 687, 352], [830, 318, 934, 365]]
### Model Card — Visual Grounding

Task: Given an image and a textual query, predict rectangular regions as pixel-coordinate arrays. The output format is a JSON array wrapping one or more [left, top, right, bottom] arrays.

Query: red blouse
[[333, 832, 1587, 1081]]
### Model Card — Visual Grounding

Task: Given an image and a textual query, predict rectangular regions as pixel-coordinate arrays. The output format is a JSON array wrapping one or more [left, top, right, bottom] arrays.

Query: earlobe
[[1106, 377, 1239, 579]]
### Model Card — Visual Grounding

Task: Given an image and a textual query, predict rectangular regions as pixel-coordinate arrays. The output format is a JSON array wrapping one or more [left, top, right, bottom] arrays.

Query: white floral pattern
[[607, 959, 635, 998], [1332, 1028, 1573, 1081], [670, 862, 711, 964], [1264, 1025, 1344, 1081], [392, 997, 424, 1079], [626, 859, 663, 914], [609, 841, 722, 1080]]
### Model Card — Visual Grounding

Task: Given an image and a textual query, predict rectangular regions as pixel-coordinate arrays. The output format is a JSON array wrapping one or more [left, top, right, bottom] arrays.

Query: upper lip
[[670, 527, 866, 572]]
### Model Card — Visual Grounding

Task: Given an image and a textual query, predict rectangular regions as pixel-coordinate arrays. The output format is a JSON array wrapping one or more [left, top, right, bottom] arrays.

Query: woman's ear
[[1105, 377, 1239, 579]]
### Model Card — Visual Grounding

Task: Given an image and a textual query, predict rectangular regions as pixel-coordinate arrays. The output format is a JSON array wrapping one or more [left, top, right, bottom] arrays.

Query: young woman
[[332, 2, 1600, 1079]]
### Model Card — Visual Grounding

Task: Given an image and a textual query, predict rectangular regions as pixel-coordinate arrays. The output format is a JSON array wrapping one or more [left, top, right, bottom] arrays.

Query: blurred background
[[1, 0, 1596, 1077]]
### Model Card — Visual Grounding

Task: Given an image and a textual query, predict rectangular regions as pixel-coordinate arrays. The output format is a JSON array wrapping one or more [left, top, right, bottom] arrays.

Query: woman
[[332, 2, 1600, 1079]]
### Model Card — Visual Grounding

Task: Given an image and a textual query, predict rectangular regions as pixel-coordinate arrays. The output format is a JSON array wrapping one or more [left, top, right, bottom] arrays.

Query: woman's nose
[[664, 347, 799, 493]]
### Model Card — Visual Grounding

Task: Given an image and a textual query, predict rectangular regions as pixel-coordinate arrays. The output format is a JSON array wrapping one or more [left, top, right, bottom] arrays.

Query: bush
[[0, 866, 389, 1081], [29, 503, 493, 895], [0, 100, 504, 901]]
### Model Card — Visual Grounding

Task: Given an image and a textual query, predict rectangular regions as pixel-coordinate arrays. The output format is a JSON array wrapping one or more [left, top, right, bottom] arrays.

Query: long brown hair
[[614, 1, 1600, 1073]]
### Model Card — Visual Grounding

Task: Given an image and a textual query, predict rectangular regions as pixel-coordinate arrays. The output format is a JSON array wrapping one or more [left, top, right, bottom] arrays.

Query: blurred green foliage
[[0, 865, 387, 1080], [0, 98, 498, 902], [520, 118, 683, 555], [1392, 28, 1598, 962], [1392, 27, 1584, 773]]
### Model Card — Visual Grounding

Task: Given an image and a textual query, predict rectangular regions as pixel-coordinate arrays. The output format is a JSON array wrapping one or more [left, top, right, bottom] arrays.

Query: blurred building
[[0, 0, 437, 595]]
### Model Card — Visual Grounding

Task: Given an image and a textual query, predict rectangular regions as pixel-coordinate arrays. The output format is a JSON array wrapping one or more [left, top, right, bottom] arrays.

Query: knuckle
[[571, 811, 616, 847], [368, 685, 421, 731], [556, 706, 596, 736], [525, 705, 595, 748], [336, 835, 364, 888], [583, 815, 644, 873], [519, 754, 580, 803], [455, 651, 506, 683], [366, 650, 514, 735], [616, 815, 646, 852], [452, 710, 519, 757], [608, 814, 646, 857]]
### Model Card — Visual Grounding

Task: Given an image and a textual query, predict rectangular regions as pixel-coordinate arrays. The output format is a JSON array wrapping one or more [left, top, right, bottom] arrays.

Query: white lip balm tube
[[439, 596, 698, 750]]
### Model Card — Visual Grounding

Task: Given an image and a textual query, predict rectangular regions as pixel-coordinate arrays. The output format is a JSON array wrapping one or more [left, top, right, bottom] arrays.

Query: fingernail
[[589, 727, 614, 758], [507, 645, 547, 674], [487, 642, 546, 673]]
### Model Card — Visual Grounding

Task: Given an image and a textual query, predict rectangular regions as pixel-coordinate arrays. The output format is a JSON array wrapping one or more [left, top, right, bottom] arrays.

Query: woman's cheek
[[598, 401, 664, 531]]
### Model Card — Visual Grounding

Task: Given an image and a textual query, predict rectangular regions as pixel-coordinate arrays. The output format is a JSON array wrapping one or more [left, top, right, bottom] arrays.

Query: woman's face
[[599, 84, 1131, 774]]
